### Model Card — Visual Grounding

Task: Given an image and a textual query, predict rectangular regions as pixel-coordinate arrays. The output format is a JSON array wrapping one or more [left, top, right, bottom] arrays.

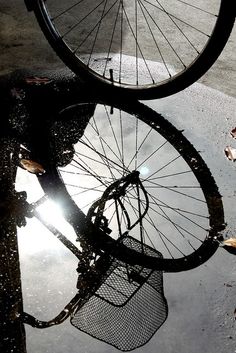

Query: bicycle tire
[[37, 99, 225, 272], [31, 0, 235, 99]]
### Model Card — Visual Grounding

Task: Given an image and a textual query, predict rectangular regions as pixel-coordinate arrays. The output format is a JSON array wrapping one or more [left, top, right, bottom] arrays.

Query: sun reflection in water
[[16, 169, 77, 255], [139, 166, 149, 176]]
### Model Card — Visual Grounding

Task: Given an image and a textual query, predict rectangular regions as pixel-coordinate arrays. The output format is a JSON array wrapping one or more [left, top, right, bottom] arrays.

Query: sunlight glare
[[37, 199, 65, 227], [139, 166, 149, 176], [18, 199, 77, 255]]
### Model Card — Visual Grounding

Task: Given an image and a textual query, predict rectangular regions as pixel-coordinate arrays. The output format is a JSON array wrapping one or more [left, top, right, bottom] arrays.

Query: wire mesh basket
[[71, 236, 168, 351]]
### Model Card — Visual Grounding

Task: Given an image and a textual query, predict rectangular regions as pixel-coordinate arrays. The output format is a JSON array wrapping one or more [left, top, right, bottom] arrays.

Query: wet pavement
[[0, 1, 236, 353], [145, 82, 236, 353]]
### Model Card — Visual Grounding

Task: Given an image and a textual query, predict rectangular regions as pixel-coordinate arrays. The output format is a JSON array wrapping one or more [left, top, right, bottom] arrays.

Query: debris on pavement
[[230, 127, 236, 139], [224, 146, 236, 161]]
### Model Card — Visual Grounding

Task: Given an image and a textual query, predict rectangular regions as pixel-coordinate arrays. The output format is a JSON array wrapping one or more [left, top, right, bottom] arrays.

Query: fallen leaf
[[25, 76, 52, 85], [224, 146, 236, 161], [20, 159, 45, 175], [230, 127, 236, 139], [223, 238, 236, 248]]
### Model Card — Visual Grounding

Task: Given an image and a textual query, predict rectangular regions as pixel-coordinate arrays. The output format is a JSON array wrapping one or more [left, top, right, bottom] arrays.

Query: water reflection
[[0, 70, 226, 353]]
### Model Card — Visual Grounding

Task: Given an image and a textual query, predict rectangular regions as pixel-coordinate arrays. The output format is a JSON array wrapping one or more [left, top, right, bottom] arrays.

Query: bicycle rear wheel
[[38, 100, 225, 272], [32, 0, 235, 99]]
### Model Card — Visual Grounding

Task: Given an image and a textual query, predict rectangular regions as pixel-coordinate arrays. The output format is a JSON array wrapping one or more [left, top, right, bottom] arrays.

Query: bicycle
[[24, 0, 236, 99]]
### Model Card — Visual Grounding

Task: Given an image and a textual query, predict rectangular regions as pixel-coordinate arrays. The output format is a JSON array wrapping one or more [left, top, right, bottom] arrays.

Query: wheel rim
[[48, 102, 224, 269]]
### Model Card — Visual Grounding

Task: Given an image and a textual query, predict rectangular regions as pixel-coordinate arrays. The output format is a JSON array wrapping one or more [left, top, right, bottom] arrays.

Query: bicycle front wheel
[[37, 100, 225, 272], [33, 0, 235, 99]]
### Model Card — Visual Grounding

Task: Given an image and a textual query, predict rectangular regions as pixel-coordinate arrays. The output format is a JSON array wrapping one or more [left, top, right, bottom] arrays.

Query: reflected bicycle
[[6, 75, 224, 273], [2, 78, 226, 348]]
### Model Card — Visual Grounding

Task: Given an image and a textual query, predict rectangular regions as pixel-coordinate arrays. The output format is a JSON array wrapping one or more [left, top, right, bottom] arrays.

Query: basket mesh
[[71, 237, 168, 351]]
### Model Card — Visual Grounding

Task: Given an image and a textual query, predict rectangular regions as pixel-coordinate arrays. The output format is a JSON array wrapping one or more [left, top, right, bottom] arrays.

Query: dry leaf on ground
[[224, 146, 236, 161], [223, 238, 236, 248], [230, 127, 236, 139], [20, 159, 45, 175]]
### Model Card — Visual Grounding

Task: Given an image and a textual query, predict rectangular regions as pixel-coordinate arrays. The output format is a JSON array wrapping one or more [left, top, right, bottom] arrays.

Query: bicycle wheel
[[32, 0, 235, 99], [38, 100, 225, 272]]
